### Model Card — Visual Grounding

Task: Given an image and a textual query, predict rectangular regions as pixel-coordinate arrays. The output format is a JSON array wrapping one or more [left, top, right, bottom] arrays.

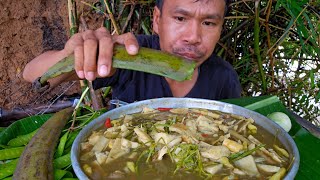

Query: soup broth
[[79, 107, 291, 180]]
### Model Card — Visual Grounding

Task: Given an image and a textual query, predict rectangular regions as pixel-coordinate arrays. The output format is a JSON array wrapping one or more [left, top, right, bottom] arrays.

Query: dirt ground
[[0, 0, 101, 112]]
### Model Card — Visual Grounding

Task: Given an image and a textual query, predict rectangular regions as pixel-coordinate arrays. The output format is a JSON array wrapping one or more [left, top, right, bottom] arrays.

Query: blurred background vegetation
[[80, 0, 319, 125]]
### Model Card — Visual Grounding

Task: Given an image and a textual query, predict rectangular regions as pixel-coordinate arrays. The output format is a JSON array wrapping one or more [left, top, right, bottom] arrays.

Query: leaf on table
[[0, 114, 52, 146]]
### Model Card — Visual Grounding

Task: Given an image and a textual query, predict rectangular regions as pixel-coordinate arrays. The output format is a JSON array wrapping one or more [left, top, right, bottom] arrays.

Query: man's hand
[[64, 27, 139, 81]]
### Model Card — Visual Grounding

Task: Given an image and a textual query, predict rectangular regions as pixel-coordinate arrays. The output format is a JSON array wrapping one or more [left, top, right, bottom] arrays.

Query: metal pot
[[71, 97, 300, 179]]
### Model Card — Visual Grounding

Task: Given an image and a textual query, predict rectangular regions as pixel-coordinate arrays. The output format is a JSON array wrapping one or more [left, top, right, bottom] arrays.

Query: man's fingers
[[98, 37, 114, 77], [64, 33, 83, 54], [95, 27, 114, 77], [65, 32, 86, 79], [83, 30, 98, 81], [113, 33, 139, 55], [95, 27, 110, 38], [72, 28, 136, 80], [74, 46, 85, 79]]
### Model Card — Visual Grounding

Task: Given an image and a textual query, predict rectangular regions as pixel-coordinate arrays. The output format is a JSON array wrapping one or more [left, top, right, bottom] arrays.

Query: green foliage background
[[90, 0, 319, 125]]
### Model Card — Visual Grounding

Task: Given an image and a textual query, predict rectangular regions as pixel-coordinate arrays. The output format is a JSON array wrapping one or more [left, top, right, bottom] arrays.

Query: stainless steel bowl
[[71, 97, 300, 180]]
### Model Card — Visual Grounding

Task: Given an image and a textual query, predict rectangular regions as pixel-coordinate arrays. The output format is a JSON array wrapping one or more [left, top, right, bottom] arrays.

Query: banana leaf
[[223, 95, 320, 180], [0, 114, 52, 146], [0, 127, 5, 133]]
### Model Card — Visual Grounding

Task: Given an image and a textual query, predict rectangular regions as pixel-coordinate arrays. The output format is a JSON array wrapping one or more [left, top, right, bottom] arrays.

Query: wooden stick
[[79, 16, 104, 111], [104, 0, 120, 35]]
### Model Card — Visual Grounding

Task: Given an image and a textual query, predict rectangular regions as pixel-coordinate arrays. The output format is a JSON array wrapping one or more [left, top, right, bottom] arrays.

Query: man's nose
[[183, 21, 202, 45]]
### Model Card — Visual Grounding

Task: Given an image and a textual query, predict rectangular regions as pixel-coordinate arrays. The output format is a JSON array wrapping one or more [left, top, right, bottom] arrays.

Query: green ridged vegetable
[[54, 169, 73, 180], [112, 46, 196, 81], [0, 158, 19, 179], [0, 147, 24, 161], [2, 177, 12, 180], [34, 45, 196, 91], [54, 131, 69, 158], [12, 108, 73, 180], [7, 129, 38, 147], [53, 153, 71, 169]]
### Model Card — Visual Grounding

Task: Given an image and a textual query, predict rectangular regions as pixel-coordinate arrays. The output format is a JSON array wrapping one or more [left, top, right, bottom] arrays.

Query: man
[[23, 0, 241, 104]]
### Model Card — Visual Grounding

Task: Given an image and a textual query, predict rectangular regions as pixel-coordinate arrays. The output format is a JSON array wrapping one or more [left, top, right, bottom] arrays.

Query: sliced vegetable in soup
[[79, 107, 292, 180]]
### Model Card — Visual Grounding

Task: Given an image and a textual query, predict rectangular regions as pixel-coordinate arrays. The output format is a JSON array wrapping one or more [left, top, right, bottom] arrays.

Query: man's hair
[[155, 0, 230, 16]]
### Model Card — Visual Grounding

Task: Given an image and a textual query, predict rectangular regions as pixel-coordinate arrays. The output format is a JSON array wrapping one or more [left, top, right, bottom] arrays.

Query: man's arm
[[22, 27, 139, 87], [23, 49, 77, 87]]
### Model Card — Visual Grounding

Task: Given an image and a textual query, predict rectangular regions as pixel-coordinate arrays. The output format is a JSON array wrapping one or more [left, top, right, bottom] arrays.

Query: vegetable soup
[[79, 107, 292, 180]]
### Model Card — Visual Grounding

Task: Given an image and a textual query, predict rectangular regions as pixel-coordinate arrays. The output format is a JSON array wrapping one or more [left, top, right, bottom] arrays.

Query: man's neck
[[165, 68, 199, 97]]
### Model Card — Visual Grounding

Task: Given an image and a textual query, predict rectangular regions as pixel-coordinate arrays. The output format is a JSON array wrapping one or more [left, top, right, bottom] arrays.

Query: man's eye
[[175, 16, 185, 22], [203, 21, 216, 26]]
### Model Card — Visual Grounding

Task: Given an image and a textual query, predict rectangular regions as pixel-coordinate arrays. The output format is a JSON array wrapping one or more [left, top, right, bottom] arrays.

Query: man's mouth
[[172, 46, 205, 61], [176, 52, 201, 61]]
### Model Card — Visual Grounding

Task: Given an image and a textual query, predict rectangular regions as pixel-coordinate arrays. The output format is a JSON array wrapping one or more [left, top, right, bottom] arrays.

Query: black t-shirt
[[93, 35, 241, 103]]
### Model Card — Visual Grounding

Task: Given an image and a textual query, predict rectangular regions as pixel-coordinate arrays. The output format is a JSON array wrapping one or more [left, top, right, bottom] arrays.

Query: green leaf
[[316, 92, 320, 103], [244, 96, 279, 111], [0, 127, 6, 133], [292, 128, 320, 180], [302, 13, 320, 53], [274, 0, 283, 11], [0, 114, 52, 146], [310, 70, 315, 89]]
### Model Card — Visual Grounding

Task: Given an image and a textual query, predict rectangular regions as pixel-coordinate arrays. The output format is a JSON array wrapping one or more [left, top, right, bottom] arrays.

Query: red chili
[[105, 118, 112, 128], [201, 133, 209, 138], [157, 107, 172, 111]]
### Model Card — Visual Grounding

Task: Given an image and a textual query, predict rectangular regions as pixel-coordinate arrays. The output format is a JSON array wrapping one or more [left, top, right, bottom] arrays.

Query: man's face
[[153, 0, 225, 66]]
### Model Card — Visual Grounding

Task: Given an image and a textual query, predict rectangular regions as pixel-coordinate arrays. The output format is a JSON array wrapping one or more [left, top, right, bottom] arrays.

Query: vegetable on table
[[267, 112, 292, 132], [12, 107, 73, 180], [0, 147, 24, 161], [55, 131, 69, 158], [105, 118, 112, 128], [54, 169, 74, 180], [7, 129, 38, 147], [0, 158, 19, 179], [53, 153, 71, 169], [157, 107, 172, 112]]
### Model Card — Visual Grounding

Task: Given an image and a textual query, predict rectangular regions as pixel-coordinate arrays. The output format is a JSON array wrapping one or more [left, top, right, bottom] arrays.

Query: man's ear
[[153, 6, 161, 34]]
